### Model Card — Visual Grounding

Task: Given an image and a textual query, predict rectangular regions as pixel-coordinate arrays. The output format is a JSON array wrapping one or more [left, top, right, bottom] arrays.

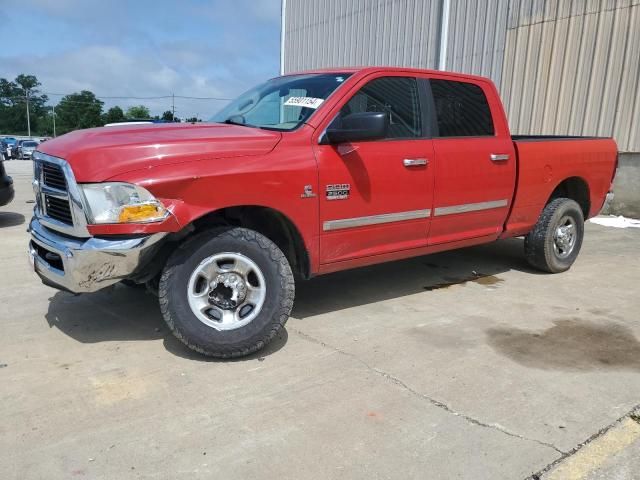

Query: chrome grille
[[32, 151, 90, 237], [42, 163, 67, 191], [44, 195, 73, 224]]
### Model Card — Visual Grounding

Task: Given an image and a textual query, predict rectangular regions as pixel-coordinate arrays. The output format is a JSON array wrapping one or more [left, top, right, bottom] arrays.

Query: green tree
[[15, 74, 40, 93], [35, 108, 56, 137], [103, 106, 125, 124], [126, 105, 150, 119], [161, 110, 175, 122], [185, 116, 201, 123], [55, 91, 104, 134], [0, 74, 48, 135]]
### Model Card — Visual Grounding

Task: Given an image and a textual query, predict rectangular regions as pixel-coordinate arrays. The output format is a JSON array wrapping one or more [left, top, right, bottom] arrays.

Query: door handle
[[490, 154, 510, 162], [403, 158, 428, 167]]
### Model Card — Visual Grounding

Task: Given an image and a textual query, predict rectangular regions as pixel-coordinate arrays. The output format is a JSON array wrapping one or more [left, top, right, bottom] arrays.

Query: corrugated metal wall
[[283, 0, 442, 71], [501, 0, 640, 152], [445, 0, 510, 87], [283, 0, 640, 152]]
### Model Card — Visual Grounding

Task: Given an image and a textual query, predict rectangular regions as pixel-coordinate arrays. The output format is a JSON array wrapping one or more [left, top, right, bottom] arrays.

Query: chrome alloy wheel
[[553, 215, 577, 259], [187, 252, 267, 331]]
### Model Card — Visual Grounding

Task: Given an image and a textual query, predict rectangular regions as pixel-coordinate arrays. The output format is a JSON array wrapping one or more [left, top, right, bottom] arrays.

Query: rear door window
[[430, 79, 494, 137]]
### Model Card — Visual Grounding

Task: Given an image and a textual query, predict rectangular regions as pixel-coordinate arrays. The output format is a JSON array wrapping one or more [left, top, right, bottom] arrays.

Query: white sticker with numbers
[[284, 96, 324, 109]]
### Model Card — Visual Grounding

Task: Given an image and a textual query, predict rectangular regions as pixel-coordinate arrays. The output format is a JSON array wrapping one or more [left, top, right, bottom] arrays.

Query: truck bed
[[501, 136, 618, 238]]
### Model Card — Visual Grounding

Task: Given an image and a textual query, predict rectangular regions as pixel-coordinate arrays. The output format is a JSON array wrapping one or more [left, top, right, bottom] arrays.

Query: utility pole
[[172, 93, 175, 121], [25, 88, 31, 137], [280, 0, 287, 75], [438, 0, 451, 71], [52, 105, 56, 137]]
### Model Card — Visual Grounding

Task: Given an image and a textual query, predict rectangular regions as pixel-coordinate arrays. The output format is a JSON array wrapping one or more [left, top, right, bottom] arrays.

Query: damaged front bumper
[[28, 217, 167, 293]]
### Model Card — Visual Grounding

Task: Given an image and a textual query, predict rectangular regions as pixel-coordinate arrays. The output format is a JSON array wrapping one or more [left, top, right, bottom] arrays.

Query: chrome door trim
[[434, 199, 508, 216], [490, 154, 510, 162], [323, 209, 431, 231]]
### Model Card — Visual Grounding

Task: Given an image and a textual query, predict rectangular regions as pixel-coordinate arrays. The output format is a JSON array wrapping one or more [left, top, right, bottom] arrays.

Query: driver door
[[313, 75, 435, 264]]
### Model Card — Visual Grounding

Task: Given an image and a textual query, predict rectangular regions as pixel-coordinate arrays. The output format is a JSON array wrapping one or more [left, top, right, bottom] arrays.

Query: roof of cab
[[281, 66, 492, 83]]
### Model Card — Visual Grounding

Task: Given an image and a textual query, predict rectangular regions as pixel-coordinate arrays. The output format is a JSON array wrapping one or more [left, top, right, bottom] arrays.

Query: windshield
[[23, 141, 37, 147], [212, 73, 351, 131]]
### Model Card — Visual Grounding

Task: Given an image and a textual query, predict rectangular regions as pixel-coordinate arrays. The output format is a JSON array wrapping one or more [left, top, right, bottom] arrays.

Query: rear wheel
[[159, 227, 295, 358], [524, 198, 584, 273]]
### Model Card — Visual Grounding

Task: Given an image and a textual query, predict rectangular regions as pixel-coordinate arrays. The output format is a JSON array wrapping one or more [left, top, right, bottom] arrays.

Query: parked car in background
[[1, 137, 17, 160], [28, 67, 618, 358], [0, 158, 14, 206], [19, 140, 38, 160], [14, 140, 27, 159]]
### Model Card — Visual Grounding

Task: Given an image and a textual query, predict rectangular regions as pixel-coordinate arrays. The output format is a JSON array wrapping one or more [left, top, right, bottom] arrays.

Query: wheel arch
[[547, 176, 590, 218], [189, 205, 311, 279]]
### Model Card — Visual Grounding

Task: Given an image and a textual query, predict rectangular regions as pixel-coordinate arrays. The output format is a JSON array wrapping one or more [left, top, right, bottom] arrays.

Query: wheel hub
[[553, 215, 577, 258], [556, 227, 571, 247], [187, 252, 267, 331], [208, 272, 248, 310]]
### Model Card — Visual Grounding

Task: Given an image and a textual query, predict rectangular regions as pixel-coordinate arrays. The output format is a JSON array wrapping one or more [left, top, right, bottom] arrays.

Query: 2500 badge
[[326, 184, 351, 200]]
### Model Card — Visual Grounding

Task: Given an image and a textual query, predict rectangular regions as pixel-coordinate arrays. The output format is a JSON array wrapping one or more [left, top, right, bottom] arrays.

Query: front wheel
[[524, 198, 585, 273], [159, 227, 295, 358]]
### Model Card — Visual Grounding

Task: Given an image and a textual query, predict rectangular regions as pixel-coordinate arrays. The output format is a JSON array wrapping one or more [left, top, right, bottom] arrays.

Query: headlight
[[79, 182, 169, 224]]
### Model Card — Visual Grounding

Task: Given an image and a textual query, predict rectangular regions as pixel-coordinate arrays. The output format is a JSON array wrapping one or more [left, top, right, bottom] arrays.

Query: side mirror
[[322, 112, 388, 144]]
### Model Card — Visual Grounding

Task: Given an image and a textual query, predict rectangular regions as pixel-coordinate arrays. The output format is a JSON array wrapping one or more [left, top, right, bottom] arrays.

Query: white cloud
[[1, 40, 278, 119], [191, 0, 281, 25], [0, 0, 281, 118]]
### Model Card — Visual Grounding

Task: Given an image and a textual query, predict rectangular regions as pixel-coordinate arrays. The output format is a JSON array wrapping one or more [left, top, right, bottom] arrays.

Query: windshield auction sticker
[[284, 97, 324, 109]]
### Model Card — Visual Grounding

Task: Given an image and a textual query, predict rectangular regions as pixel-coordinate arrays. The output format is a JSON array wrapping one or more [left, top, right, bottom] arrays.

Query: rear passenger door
[[425, 77, 516, 245]]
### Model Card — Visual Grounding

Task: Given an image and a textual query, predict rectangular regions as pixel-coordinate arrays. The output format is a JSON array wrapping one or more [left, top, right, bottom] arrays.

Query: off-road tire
[[524, 198, 584, 273], [159, 227, 295, 358]]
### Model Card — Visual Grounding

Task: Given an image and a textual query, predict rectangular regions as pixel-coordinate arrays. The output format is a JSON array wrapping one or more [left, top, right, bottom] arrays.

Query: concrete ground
[[1, 160, 639, 480]]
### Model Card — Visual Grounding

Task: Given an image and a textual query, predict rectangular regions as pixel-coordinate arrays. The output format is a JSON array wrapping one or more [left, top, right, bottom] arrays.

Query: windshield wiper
[[221, 115, 255, 128], [222, 118, 245, 126], [219, 118, 273, 131]]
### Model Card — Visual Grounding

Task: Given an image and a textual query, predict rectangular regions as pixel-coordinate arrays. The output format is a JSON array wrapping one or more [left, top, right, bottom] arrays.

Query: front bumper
[[28, 217, 167, 293]]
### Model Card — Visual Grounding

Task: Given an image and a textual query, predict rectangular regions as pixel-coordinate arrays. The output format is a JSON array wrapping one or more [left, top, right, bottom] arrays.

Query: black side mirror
[[322, 112, 388, 144]]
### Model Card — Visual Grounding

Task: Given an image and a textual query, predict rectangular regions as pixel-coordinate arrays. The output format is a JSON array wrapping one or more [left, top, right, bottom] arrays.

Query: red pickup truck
[[29, 67, 617, 358]]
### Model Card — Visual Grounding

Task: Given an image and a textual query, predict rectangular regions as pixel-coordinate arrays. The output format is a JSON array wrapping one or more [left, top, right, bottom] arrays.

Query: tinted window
[[430, 79, 494, 137], [339, 77, 422, 139]]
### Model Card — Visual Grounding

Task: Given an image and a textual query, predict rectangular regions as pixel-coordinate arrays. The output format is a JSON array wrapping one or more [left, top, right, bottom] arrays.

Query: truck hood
[[37, 122, 283, 182]]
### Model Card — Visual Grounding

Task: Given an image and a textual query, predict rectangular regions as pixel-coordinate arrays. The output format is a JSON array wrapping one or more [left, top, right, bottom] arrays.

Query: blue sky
[[0, 0, 281, 119]]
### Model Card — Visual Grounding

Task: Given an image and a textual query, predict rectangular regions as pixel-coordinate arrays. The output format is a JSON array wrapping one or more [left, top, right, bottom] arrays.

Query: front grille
[[44, 194, 73, 225], [33, 153, 89, 236], [42, 163, 67, 191]]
